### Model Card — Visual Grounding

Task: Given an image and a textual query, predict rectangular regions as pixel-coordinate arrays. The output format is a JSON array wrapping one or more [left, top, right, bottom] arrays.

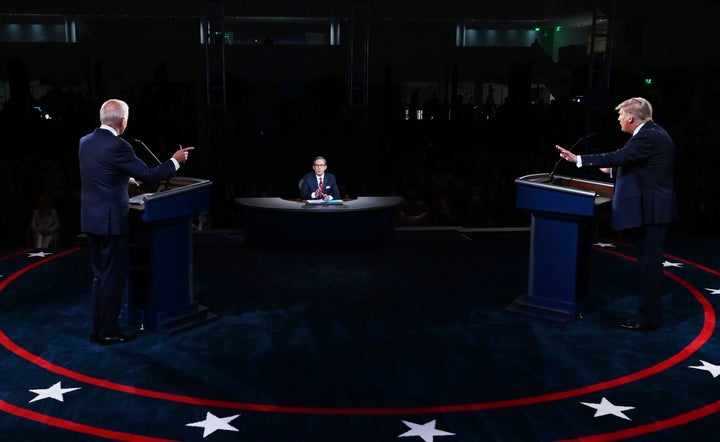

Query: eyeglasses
[[313, 164, 327, 167]]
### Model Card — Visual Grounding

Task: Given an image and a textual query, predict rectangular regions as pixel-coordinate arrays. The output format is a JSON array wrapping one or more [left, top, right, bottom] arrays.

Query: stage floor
[[1, 229, 720, 441]]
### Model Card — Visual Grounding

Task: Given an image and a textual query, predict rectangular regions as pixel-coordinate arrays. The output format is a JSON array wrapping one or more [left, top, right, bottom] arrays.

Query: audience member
[[30, 194, 60, 248], [398, 188, 430, 226]]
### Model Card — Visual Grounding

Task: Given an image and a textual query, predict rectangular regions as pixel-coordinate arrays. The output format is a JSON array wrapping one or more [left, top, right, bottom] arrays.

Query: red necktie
[[318, 177, 323, 196]]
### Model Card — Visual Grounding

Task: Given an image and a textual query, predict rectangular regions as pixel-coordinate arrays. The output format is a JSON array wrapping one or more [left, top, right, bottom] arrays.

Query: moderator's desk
[[235, 196, 403, 245]]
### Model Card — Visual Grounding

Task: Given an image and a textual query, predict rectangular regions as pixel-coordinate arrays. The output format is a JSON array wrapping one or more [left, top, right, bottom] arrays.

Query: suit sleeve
[[580, 132, 653, 169], [115, 140, 177, 183], [329, 179, 341, 199], [299, 175, 314, 199]]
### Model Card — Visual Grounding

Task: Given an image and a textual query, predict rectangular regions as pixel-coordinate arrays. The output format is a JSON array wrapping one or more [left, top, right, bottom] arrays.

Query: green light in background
[[534, 27, 541, 32], [555, 26, 561, 32], [644, 78, 653, 85]]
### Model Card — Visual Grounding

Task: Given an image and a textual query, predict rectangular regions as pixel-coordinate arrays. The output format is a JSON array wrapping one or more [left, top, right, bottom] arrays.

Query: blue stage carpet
[[1, 230, 720, 441]]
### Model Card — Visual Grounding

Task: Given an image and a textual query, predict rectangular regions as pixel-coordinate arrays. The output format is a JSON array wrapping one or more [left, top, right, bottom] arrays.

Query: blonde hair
[[615, 97, 653, 122]]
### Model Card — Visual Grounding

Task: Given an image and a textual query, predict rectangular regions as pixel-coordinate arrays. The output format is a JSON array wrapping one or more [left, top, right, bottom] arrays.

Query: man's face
[[312, 160, 327, 176], [617, 109, 633, 134]]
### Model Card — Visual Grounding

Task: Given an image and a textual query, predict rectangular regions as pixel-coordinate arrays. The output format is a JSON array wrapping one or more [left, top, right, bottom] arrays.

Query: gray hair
[[99, 99, 129, 124]]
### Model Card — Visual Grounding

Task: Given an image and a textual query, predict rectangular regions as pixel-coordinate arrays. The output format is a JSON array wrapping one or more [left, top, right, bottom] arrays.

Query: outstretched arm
[[555, 145, 578, 163]]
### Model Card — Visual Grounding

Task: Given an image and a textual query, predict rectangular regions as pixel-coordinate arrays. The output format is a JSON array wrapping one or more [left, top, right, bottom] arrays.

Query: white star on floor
[[580, 397, 635, 420], [399, 419, 455, 442], [29, 381, 81, 403], [689, 360, 720, 378], [662, 260, 683, 268], [705, 288, 720, 295], [27, 251, 53, 258], [186, 411, 240, 438], [593, 242, 616, 248]]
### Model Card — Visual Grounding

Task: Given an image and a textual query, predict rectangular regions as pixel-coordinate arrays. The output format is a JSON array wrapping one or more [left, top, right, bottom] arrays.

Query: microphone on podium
[[125, 136, 173, 190], [548, 132, 596, 183], [126, 136, 162, 165]]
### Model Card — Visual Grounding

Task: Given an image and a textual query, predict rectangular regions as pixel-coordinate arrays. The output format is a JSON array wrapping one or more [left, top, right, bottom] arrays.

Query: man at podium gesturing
[[79, 99, 194, 346], [299, 156, 341, 201], [555, 97, 677, 331]]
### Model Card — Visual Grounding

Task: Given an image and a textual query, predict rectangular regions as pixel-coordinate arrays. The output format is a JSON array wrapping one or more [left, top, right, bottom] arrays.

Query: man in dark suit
[[299, 156, 341, 200], [556, 97, 676, 330], [79, 99, 194, 345]]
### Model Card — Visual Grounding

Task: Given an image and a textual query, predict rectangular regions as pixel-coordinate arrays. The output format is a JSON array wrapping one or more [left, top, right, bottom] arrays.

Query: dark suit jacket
[[79, 128, 178, 235], [299, 172, 341, 200], [580, 121, 677, 230]]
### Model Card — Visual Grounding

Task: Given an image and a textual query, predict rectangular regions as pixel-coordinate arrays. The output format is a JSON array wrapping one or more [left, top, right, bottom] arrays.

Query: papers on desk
[[129, 193, 154, 205], [305, 199, 344, 205]]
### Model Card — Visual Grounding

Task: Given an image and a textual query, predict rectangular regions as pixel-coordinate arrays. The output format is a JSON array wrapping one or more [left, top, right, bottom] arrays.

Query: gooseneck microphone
[[126, 136, 163, 165], [548, 132, 596, 183], [125, 136, 171, 190]]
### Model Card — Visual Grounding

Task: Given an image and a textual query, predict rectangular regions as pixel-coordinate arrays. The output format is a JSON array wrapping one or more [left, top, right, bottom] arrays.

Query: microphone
[[125, 136, 173, 190], [548, 132, 596, 183], [126, 136, 162, 165]]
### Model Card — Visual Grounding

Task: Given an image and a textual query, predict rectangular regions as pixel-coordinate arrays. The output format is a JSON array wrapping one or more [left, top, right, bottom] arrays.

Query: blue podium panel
[[510, 173, 613, 321], [128, 177, 215, 333], [517, 182, 597, 217], [138, 185, 211, 222]]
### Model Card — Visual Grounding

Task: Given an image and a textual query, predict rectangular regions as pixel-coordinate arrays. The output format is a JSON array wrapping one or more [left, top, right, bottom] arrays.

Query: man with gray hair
[[555, 97, 677, 330], [79, 99, 195, 345]]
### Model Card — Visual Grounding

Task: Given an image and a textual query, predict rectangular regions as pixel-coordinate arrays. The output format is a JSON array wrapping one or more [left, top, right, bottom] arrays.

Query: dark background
[[1, 0, 719, 247]]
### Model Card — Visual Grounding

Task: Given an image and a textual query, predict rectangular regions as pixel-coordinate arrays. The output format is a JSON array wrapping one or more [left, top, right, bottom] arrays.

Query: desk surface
[[235, 196, 403, 213]]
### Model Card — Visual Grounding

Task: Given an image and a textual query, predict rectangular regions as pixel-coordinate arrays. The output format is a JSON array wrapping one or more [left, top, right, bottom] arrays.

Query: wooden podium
[[127, 176, 216, 333], [509, 173, 614, 321]]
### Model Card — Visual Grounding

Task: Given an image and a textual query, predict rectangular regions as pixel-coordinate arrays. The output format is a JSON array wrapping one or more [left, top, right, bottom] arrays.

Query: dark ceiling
[[1, 0, 613, 21]]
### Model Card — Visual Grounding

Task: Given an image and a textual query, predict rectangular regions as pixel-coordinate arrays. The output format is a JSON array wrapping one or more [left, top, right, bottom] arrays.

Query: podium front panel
[[127, 177, 214, 332], [511, 173, 612, 321]]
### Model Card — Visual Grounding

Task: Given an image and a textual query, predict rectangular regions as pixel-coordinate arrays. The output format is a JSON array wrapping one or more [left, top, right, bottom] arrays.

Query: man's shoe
[[98, 333, 136, 346]]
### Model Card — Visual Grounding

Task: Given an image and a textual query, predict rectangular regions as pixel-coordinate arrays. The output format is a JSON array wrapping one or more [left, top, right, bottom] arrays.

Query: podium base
[[127, 303, 219, 334], [507, 294, 590, 322], [160, 304, 219, 335]]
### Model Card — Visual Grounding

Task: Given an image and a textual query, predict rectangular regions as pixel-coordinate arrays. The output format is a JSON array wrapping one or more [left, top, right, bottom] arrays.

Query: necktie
[[318, 177, 324, 196]]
